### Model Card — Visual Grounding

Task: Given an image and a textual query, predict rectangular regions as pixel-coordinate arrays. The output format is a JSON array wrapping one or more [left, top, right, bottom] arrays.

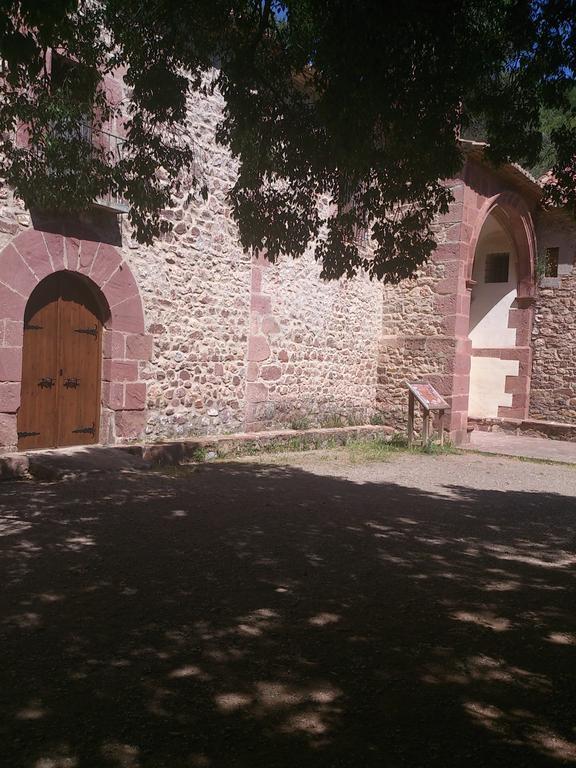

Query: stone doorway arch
[[0, 228, 152, 450], [463, 191, 537, 426]]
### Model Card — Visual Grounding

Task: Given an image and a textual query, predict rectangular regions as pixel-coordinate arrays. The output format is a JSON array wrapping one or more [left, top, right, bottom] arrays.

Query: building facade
[[1, 75, 575, 452]]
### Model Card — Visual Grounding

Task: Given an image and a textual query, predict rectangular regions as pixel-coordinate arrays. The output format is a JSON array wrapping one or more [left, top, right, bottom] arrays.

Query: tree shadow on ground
[[0, 461, 575, 768]]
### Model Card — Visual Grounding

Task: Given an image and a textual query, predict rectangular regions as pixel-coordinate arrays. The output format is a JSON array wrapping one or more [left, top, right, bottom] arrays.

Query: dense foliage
[[1, 1, 575, 281]]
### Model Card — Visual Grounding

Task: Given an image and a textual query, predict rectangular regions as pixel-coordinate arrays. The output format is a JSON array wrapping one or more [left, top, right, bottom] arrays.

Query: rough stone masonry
[[1, 70, 575, 452]]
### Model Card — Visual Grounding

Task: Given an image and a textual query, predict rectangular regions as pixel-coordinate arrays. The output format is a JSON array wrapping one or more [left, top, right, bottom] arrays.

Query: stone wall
[[376, 159, 541, 442], [530, 210, 576, 424], [0, 77, 383, 448], [376, 177, 469, 436], [246, 251, 382, 431]]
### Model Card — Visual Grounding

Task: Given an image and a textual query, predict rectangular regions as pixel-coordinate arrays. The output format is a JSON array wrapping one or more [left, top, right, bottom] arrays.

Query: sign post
[[407, 383, 449, 447]]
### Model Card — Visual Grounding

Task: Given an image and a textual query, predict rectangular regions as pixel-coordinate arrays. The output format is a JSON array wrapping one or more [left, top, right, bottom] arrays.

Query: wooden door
[[17, 277, 61, 450], [57, 277, 102, 446], [17, 273, 102, 450]]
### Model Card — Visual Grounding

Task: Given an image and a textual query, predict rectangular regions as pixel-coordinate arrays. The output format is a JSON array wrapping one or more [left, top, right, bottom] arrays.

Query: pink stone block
[[0, 245, 37, 296], [451, 374, 471, 396], [247, 362, 259, 381], [0, 382, 20, 412], [115, 409, 145, 440], [112, 332, 126, 358], [504, 375, 525, 395], [262, 316, 280, 334], [111, 296, 145, 333], [0, 283, 26, 320], [101, 381, 124, 410], [247, 335, 270, 362], [436, 203, 463, 226], [103, 359, 138, 382], [434, 261, 463, 295], [278, 350, 289, 362], [449, 394, 470, 413], [452, 353, 471, 376], [65, 237, 80, 271], [124, 382, 147, 410], [246, 382, 268, 402], [0, 348, 22, 381], [434, 294, 457, 316], [18, 232, 53, 281], [15, 229, 52, 281], [253, 250, 271, 268], [111, 383, 125, 410], [251, 268, 262, 293], [443, 313, 469, 337], [103, 263, 139, 308], [125, 333, 153, 361], [430, 243, 462, 264], [43, 232, 65, 271], [444, 223, 463, 244], [4, 320, 23, 347], [89, 244, 122, 287], [0, 412, 17, 447], [78, 240, 100, 273], [261, 365, 281, 381], [251, 293, 272, 315]]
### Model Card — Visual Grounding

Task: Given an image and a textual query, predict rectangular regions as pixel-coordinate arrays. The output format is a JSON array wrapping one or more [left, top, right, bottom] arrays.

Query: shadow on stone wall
[[0, 462, 574, 767], [31, 208, 122, 247]]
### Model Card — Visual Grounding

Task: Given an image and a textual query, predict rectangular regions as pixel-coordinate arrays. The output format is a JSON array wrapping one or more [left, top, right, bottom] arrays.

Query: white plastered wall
[[468, 357, 519, 418], [468, 214, 519, 418], [469, 216, 518, 348]]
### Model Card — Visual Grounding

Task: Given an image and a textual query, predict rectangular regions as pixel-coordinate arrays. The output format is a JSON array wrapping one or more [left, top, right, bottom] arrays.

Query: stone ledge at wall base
[[0, 424, 395, 481], [469, 417, 576, 443]]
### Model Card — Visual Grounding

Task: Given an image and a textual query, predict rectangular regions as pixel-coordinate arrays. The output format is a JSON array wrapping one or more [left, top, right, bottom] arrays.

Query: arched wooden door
[[17, 272, 103, 450]]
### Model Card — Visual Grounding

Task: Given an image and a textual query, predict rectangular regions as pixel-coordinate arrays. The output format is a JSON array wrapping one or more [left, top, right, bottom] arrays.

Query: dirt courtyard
[[1, 450, 575, 767]]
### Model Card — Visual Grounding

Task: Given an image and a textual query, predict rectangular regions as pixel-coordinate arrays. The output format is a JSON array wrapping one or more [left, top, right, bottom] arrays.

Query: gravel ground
[[0, 450, 575, 768], [242, 448, 576, 496]]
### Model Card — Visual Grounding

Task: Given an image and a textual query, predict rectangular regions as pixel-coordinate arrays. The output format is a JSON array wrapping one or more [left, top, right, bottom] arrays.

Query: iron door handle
[[38, 377, 55, 389]]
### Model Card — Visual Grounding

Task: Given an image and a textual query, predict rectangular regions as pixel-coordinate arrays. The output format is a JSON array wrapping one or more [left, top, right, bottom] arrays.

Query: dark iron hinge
[[18, 431, 40, 439], [25, 323, 43, 331], [38, 377, 55, 389], [64, 377, 80, 389], [72, 423, 95, 436], [74, 325, 98, 337]]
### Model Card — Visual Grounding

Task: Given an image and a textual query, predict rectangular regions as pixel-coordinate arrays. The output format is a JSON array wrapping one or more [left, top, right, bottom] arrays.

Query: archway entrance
[[17, 272, 104, 450], [466, 207, 533, 422]]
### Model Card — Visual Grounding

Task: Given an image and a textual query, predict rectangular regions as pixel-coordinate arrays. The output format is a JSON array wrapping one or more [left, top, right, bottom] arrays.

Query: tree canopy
[[1, 0, 575, 281]]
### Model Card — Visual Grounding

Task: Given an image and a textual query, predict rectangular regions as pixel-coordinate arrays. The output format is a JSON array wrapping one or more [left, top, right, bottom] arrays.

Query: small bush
[[320, 414, 346, 429], [190, 446, 207, 462], [290, 416, 311, 431], [388, 431, 409, 448], [347, 411, 367, 427]]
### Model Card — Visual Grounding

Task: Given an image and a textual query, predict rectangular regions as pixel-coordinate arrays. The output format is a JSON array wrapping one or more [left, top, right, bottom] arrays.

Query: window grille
[[485, 252, 509, 283]]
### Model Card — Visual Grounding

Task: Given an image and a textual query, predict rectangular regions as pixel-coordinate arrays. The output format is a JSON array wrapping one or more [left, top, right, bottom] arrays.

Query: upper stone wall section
[[0, 73, 384, 444]]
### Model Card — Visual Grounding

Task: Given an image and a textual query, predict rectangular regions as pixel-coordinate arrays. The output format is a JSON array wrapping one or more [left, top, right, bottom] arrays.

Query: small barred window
[[485, 252, 509, 283]]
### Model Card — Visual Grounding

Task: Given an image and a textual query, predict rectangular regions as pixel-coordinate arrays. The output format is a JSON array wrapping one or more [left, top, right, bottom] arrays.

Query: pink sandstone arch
[[456, 190, 537, 433], [466, 191, 537, 299], [0, 229, 152, 449], [426, 178, 538, 443]]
